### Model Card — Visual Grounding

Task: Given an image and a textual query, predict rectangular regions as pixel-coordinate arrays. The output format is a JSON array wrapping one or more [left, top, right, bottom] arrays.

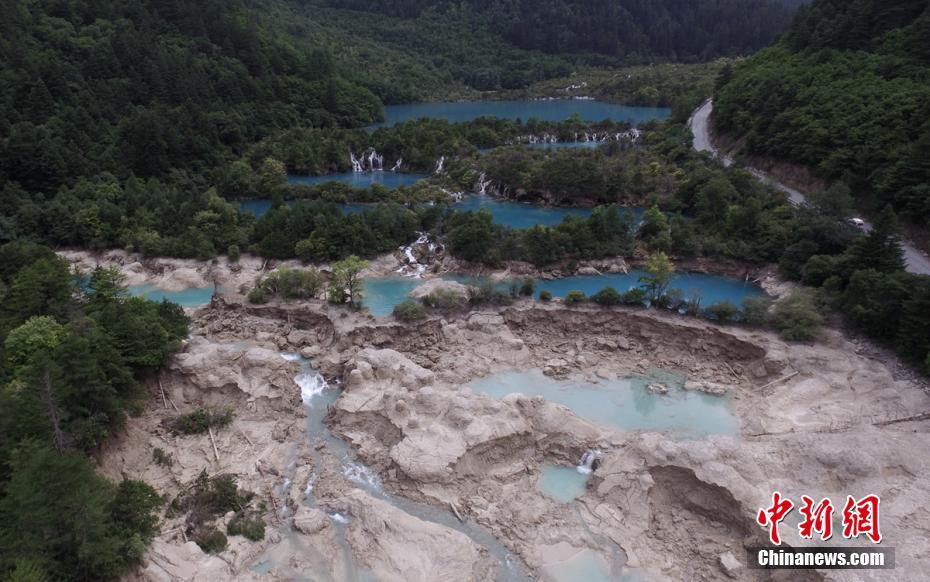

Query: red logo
[[798, 496, 834, 541], [757, 491, 794, 545], [842, 495, 882, 543], [757, 493, 882, 545]]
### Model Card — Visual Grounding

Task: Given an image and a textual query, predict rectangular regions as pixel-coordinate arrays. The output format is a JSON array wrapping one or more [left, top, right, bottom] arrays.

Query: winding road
[[688, 99, 930, 276]]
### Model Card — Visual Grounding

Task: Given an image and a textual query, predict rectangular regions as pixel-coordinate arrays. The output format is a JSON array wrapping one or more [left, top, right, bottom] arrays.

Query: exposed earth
[[73, 251, 930, 582]]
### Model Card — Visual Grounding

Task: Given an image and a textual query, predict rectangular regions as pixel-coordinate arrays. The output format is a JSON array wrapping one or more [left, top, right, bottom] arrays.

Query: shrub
[[591, 286, 622, 306], [741, 297, 773, 326], [773, 292, 823, 341], [193, 527, 227, 554], [247, 285, 271, 304], [393, 299, 426, 321], [539, 290, 553, 302], [171, 407, 235, 435], [622, 288, 647, 305], [227, 245, 240, 263], [152, 447, 174, 467], [705, 300, 739, 323], [422, 289, 466, 309], [227, 513, 265, 541], [684, 293, 703, 316], [565, 290, 587, 305], [519, 278, 536, 296]]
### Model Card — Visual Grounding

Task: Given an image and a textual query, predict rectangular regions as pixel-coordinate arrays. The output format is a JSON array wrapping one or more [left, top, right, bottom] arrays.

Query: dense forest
[[0, 243, 189, 580], [325, 0, 796, 62], [714, 0, 930, 223]]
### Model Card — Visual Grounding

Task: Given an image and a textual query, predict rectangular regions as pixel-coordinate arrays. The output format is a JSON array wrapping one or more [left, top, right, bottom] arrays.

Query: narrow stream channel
[[253, 355, 531, 581]]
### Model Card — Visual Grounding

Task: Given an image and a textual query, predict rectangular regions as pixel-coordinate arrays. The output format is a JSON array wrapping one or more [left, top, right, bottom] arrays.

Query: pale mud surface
[[82, 250, 930, 581]]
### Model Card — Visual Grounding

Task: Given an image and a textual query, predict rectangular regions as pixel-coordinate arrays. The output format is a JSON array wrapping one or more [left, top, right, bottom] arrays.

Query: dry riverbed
[[89, 277, 930, 581]]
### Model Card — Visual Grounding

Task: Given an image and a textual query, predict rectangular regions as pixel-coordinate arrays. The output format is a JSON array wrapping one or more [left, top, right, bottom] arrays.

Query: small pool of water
[[126, 284, 220, 308], [542, 548, 612, 582], [537, 464, 589, 503], [361, 278, 423, 317], [368, 100, 671, 129], [467, 369, 739, 437]]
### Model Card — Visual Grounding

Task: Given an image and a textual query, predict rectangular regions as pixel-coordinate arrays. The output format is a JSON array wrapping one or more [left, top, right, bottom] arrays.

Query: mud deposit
[[99, 288, 930, 581]]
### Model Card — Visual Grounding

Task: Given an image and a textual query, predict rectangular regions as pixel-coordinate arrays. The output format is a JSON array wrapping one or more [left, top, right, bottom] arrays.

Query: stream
[[252, 355, 531, 581]]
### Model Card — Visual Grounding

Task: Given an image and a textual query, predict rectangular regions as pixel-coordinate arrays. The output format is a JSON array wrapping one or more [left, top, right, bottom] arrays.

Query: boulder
[[683, 380, 728, 396], [293, 506, 329, 535], [409, 279, 470, 301], [718, 551, 742, 578], [647, 383, 668, 395], [343, 489, 495, 582]]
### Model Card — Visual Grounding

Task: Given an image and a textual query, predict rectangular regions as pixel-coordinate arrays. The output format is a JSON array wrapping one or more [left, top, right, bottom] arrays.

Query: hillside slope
[[714, 0, 930, 222]]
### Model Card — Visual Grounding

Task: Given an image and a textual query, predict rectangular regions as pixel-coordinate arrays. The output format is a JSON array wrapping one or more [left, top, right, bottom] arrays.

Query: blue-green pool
[[127, 284, 220, 308], [361, 271, 763, 318], [467, 369, 739, 437], [537, 464, 589, 503]]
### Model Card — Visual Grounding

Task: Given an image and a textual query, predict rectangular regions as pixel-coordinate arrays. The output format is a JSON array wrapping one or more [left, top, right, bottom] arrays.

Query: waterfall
[[476, 172, 492, 197], [350, 152, 364, 173], [396, 232, 433, 278], [294, 364, 329, 404], [390, 157, 402, 172], [434, 155, 445, 174], [577, 450, 599, 474], [367, 150, 384, 171]]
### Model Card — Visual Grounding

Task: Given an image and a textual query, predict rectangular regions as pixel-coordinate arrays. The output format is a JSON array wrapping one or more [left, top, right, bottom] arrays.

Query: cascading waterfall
[[396, 232, 435, 278], [349, 149, 389, 172], [367, 150, 384, 171], [390, 157, 403, 172], [476, 172, 492, 197], [434, 155, 446, 174], [577, 450, 600, 475], [350, 152, 364, 172]]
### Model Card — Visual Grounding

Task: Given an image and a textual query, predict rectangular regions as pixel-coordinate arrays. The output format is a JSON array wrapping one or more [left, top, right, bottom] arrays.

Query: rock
[[409, 279, 470, 301], [342, 489, 495, 581], [466, 312, 505, 332], [287, 330, 316, 347], [543, 358, 569, 377], [647, 383, 668, 395], [683, 380, 728, 396], [718, 551, 742, 578], [616, 336, 632, 351], [301, 345, 322, 358], [293, 506, 329, 535], [575, 266, 601, 276]]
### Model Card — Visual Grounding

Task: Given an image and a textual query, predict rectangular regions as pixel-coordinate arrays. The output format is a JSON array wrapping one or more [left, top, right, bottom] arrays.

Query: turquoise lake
[[241, 195, 642, 229], [467, 369, 739, 437], [361, 271, 763, 317], [287, 171, 429, 189], [368, 100, 671, 129], [127, 283, 219, 308]]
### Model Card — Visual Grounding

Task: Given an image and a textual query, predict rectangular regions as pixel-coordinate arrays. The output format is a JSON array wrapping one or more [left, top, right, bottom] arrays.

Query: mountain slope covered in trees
[[714, 0, 930, 222], [324, 0, 797, 62]]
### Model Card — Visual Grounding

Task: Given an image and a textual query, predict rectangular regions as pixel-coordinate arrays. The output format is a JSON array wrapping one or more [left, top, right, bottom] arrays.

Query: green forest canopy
[[714, 0, 930, 222]]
